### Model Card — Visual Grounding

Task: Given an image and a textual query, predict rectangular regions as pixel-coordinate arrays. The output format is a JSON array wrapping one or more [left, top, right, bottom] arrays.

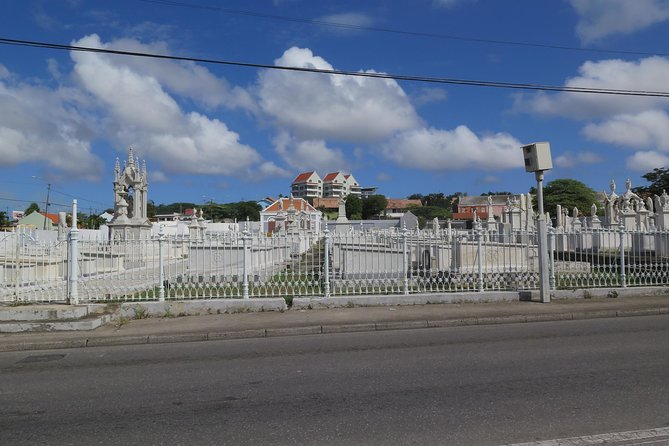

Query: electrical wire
[[1, 37, 669, 97], [137, 0, 669, 58]]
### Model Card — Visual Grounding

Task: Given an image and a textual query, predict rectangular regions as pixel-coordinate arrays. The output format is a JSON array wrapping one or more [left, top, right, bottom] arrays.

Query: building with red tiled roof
[[291, 171, 322, 199], [452, 195, 518, 221], [260, 196, 323, 234], [16, 211, 61, 230], [384, 199, 422, 218], [291, 171, 363, 200]]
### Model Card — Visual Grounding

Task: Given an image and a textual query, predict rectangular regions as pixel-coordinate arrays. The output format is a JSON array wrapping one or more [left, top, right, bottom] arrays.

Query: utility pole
[[43, 183, 51, 230]]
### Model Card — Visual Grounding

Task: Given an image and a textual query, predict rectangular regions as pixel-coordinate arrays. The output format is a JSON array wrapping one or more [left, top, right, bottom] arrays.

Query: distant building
[[291, 171, 322, 199], [322, 171, 347, 197], [291, 171, 363, 199], [343, 174, 361, 197], [99, 211, 114, 223], [17, 211, 59, 230], [312, 197, 341, 212], [453, 195, 518, 221], [384, 199, 422, 218], [153, 213, 184, 222], [360, 186, 378, 198], [260, 196, 322, 234], [256, 197, 276, 210]]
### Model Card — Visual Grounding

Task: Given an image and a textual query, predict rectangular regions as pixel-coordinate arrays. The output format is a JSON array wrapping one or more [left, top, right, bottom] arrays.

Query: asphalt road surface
[[1, 315, 668, 445]]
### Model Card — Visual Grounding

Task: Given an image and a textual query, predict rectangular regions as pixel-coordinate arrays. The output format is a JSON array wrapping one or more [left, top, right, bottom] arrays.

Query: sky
[[2, 0, 669, 216]]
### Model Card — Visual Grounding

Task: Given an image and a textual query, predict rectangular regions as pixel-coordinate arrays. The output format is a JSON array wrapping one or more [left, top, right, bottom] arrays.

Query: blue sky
[[2, 0, 669, 215]]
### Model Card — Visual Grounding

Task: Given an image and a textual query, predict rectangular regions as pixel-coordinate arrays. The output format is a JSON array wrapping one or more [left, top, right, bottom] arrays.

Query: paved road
[[1, 315, 668, 445]]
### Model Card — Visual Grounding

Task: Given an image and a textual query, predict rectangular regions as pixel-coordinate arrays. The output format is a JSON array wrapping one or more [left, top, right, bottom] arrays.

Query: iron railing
[[2, 225, 669, 303]]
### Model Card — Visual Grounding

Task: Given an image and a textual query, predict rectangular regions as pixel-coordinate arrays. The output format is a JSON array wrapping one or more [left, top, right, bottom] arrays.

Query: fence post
[[158, 224, 165, 302], [68, 199, 79, 305], [618, 219, 627, 288], [242, 222, 250, 299], [14, 227, 21, 302], [323, 223, 330, 298], [548, 226, 556, 290], [401, 223, 409, 295], [476, 220, 484, 292]]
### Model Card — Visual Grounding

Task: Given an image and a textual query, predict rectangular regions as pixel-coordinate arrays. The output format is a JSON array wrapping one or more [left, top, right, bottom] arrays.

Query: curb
[[2, 306, 669, 352]]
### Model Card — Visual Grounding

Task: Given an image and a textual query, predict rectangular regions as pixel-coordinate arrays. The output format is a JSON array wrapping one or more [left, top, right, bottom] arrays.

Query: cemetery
[[1, 148, 669, 305]]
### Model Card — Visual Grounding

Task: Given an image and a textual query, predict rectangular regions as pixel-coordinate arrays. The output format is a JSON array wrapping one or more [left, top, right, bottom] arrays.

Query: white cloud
[[521, 56, 669, 119], [554, 151, 603, 168], [583, 110, 669, 151], [257, 47, 421, 142], [70, 34, 262, 175], [382, 126, 523, 171], [273, 131, 348, 173], [0, 64, 9, 79], [317, 12, 374, 29], [0, 75, 103, 179], [570, 0, 669, 43], [75, 35, 255, 111], [411, 87, 447, 107], [626, 151, 669, 171], [257, 161, 292, 178], [150, 170, 168, 183]]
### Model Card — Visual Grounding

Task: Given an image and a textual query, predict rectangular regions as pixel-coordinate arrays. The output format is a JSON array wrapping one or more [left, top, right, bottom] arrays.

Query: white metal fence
[[2, 225, 669, 304]]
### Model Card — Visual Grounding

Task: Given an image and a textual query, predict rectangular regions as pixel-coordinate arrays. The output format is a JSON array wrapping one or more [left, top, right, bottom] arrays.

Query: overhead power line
[[138, 0, 667, 58], [1, 37, 669, 97]]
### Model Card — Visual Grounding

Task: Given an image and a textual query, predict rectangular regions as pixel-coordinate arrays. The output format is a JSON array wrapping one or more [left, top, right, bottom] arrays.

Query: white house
[[260, 196, 322, 234]]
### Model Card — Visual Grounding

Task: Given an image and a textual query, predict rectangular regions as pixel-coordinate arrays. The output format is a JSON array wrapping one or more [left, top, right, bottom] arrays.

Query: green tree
[[633, 167, 669, 198], [410, 192, 465, 212], [345, 195, 362, 219], [537, 179, 598, 218], [234, 201, 261, 221], [362, 195, 388, 219], [0, 211, 9, 227], [147, 199, 156, 218], [25, 202, 40, 215]]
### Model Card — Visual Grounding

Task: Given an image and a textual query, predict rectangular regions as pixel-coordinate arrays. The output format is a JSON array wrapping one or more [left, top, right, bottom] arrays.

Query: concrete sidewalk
[[1, 294, 668, 352]]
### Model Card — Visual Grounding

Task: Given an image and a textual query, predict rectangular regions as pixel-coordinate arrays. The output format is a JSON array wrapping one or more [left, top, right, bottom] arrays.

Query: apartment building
[[291, 171, 362, 199], [290, 171, 323, 199]]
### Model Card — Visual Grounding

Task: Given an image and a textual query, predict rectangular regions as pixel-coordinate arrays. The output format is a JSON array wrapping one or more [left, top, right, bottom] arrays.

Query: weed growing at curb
[[608, 290, 619, 298], [132, 306, 148, 320], [583, 290, 592, 299], [115, 316, 129, 327], [162, 306, 174, 318]]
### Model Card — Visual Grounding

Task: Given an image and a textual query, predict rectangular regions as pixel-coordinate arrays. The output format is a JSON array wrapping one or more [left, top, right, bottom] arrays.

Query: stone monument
[[108, 146, 152, 240]]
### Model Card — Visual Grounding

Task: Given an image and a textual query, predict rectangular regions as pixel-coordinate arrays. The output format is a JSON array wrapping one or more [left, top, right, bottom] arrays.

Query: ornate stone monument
[[108, 146, 152, 240]]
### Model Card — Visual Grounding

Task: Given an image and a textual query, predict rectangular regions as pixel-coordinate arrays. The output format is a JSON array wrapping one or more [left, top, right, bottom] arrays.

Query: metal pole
[[401, 223, 409, 295], [323, 223, 330, 298], [43, 183, 51, 230], [619, 218, 627, 288], [68, 199, 79, 305], [476, 220, 484, 292], [14, 227, 20, 302], [535, 171, 550, 303], [242, 222, 250, 299], [158, 225, 165, 302], [548, 225, 556, 290]]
